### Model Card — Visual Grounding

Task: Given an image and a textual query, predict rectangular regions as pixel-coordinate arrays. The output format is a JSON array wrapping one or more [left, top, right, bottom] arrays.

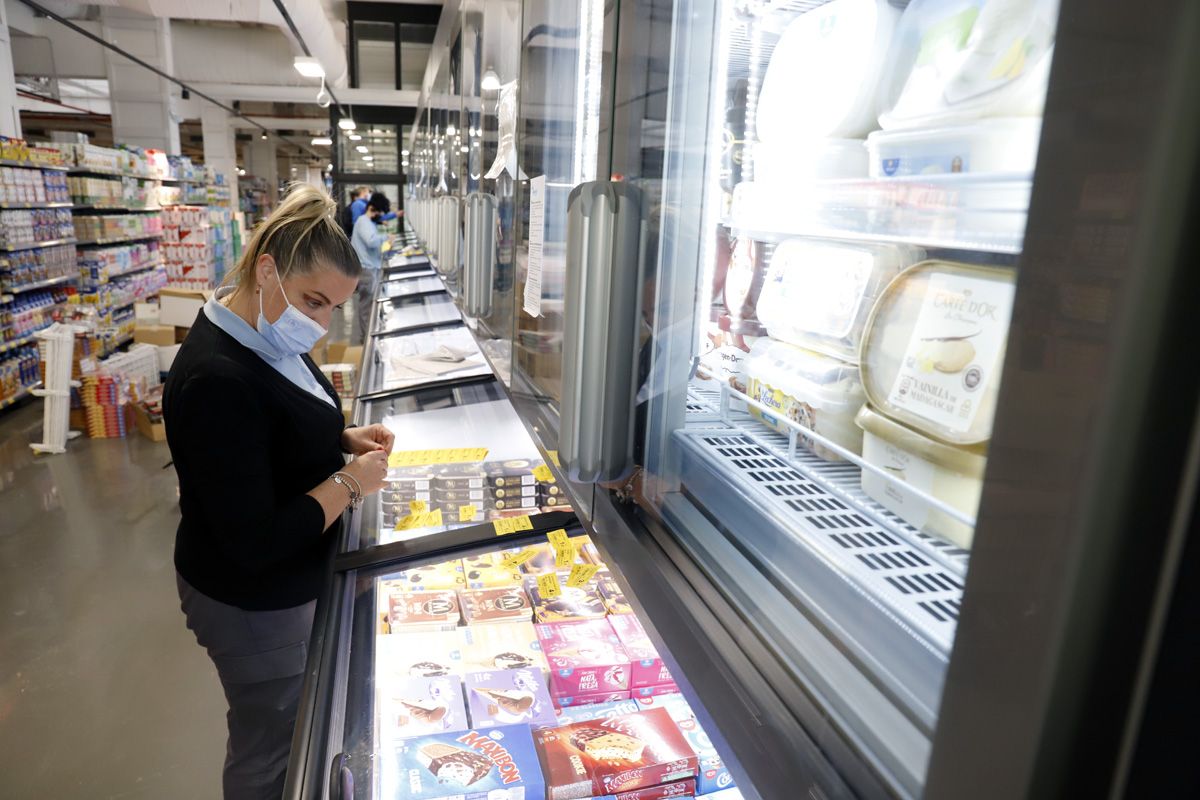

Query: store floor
[[0, 401, 226, 799]]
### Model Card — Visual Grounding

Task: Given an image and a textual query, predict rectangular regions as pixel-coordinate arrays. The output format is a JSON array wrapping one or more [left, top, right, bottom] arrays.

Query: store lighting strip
[[572, 0, 605, 186]]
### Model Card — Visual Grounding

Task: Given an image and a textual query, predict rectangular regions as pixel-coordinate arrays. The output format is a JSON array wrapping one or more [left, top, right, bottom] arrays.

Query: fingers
[[370, 424, 395, 451]]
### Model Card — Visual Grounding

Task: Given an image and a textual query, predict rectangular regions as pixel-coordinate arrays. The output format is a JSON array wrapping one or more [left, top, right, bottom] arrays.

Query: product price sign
[[536, 571, 561, 599], [388, 447, 489, 468], [547, 529, 575, 568], [394, 508, 444, 531], [493, 515, 534, 536], [565, 563, 601, 589], [458, 504, 477, 522], [501, 548, 537, 569], [532, 464, 555, 483], [409, 499, 428, 515]]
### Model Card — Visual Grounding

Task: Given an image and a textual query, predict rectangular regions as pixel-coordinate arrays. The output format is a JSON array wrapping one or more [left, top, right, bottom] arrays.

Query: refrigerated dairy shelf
[[0, 237, 76, 252], [3, 273, 76, 294]]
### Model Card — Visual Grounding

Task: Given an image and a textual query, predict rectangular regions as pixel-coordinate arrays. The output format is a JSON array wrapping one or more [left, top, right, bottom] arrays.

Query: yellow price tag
[[394, 509, 443, 531], [424, 508, 444, 528], [388, 447, 489, 468], [394, 513, 418, 531], [536, 572, 562, 599], [547, 529, 575, 569], [547, 450, 561, 466], [459, 504, 477, 522], [565, 563, 601, 588], [493, 515, 534, 536], [532, 464, 554, 483], [409, 499, 428, 515], [501, 548, 537, 569]]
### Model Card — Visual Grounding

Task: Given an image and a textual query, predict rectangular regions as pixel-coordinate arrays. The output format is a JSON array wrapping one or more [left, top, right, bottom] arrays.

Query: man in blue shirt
[[350, 186, 397, 228], [351, 192, 391, 343]]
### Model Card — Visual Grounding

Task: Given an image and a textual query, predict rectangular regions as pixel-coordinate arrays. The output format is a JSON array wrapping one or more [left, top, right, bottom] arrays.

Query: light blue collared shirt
[[204, 287, 336, 407]]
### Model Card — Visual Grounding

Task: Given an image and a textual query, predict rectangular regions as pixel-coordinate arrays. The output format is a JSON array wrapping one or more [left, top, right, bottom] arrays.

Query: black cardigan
[[164, 309, 346, 610]]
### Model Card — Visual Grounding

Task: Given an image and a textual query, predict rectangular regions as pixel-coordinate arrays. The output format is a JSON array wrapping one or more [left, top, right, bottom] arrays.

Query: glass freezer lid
[[334, 533, 746, 800], [364, 325, 494, 397], [373, 293, 461, 337], [377, 274, 445, 300], [354, 384, 572, 550]]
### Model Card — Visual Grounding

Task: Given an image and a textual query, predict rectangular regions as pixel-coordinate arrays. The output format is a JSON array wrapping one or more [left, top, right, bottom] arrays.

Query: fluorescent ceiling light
[[481, 68, 500, 91], [311, 136, 333, 146], [338, 118, 357, 131], [293, 57, 325, 79], [401, 149, 409, 156], [446, 125, 457, 136], [326, 163, 333, 171], [362, 155, 374, 162], [460, 146, 469, 153], [348, 133, 362, 141], [356, 145, 368, 153]]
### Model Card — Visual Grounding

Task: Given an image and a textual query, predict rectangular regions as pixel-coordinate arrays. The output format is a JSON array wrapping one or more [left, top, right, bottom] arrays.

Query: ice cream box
[[553, 690, 632, 710], [579, 539, 604, 566], [494, 484, 538, 500], [485, 459, 539, 487], [381, 724, 545, 800], [632, 683, 679, 699], [376, 630, 464, 680], [461, 552, 525, 589], [494, 496, 538, 511], [607, 778, 698, 800], [519, 537, 594, 575], [432, 486, 489, 504], [608, 616, 673, 689], [384, 561, 466, 591], [526, 574, 609, 623], [698, 789, 745, 800], [465, 668, 558, 729], [636, 693, 735, 795], [459, 621, 549, 673], [534, 707, 699, 799], [538, 696, 644, 728], [381, 589, 461, 633], [377, 675, 469, 739], [386, 467, 435, 490], [537, 620, 631, 697], [596, 571, 632, 615], [460, 586, 534, 625], [434, 466, 487, 490]]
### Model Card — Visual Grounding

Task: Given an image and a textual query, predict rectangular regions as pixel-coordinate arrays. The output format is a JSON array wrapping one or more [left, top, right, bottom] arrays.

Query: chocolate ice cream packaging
[[382, 589, 461, 633], [533, 706, 699, 799], [608, 615, 674, 689], [536, 619, 631, 698], [460, 551, 525, 589], [385, 560, 467, 591], [377, 675, 469, 739], [526, 574, 608, 623], [459, 621, 549, 673], [381, 724, 545, 800], [460, 586, 534, 625], [596, 571, 633, 615], [465, 668, 558, 728], [636, 693, 736, 795]]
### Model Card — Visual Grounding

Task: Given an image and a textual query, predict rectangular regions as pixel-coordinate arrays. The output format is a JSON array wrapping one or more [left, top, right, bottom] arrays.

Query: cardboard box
[[637, 693, 736, 795], [536, 619, 631, 697], [132, 403, 166, 442], [134, 302, 160, 324], [380, 724, 545, 800], [376, 675, 469, 739], [608, 616, 673, 689], [328, 342, 364, 368], [464, 668, 558, 729], [134, 324, 176, 347], [158, 288, 210, 328]]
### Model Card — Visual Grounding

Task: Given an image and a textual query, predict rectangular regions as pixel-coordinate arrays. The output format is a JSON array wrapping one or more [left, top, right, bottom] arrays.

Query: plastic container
[[859, 260, 1016, 445], [744, 339, 866, 461], [757, 0, 901, 141], [721, 237, 767, 324], [698, 314, 765, 394], [752, 138, 869, 184], [756, 238, 924, 363], [866, 117, 1041, 177], [856, 404, 986, 549], [877, 0, 1059, 130]]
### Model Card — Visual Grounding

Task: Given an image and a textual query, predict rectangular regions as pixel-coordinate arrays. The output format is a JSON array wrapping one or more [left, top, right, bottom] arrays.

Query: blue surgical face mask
[[257, 268, 326, 357]]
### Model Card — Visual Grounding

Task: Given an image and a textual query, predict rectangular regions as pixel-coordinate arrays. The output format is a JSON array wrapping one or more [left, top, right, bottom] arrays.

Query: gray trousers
[[353, 268, 379, 345], [177, 574, 316, 800]]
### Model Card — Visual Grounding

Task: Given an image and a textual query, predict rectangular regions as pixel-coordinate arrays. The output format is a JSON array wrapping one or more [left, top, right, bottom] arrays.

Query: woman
[[350, 191, 391, 343], [163, 185, 394, 799]]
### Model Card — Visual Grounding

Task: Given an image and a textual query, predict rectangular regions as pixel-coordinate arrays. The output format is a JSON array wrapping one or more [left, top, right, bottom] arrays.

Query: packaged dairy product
[[856, 405, 986, 548], [721, 237, 766, 324], [877, 0, 1059, 130], [757, 0, 901, 141], [755, 238, 923, 362], [744, 339, 866, 461], [866, 117, 1042, 177], [859, 260, 1016, 445], [752, 138, 869, 184]]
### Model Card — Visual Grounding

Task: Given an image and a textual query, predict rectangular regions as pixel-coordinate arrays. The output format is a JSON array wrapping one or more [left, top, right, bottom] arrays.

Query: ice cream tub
[[744, 339, 866, 460], [859, 260, 1016, 445], [866, 118, 1042, 178], [856, 404, 986, 549], [537, 619, 632, 697]]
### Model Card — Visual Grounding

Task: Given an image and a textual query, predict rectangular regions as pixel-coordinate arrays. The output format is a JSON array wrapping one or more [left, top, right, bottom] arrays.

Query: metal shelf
[[72, 205, 162, 213], [105, 260, 162, 280], [0, 328, 46, 354], [68, 167, 159, 179], [0, 158, 68, 170], [75, 234, 162, 247], [0, 382, 40, 411], [0, 201, 73, 209], [3, 274, 77, 294], [0, 237, 76, 252]]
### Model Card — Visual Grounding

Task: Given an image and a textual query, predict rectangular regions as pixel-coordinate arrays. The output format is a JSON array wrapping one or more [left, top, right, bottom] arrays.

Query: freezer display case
[[377, 273, 440, 300], [373, 293, 463, 338], [362, 326, 494, 398]]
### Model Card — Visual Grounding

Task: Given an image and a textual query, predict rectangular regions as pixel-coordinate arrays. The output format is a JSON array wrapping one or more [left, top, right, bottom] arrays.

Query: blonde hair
[[229, 183, 360, 292]]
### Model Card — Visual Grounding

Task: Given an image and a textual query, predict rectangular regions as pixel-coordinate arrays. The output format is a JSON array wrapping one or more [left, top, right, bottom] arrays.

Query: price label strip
[[532, 464, 555, 483], [536, 572, 562, 599], [458, 504, 477, 522], [493, 515, 534, 536], [409, 499, 428, 515], [565, 563, 601, 588], [501, 548, 537, 569], [547, 529, 575, 569], [546, 450, 561, 466], [388, 447, 489, 468], [394, 508, 444, 531]]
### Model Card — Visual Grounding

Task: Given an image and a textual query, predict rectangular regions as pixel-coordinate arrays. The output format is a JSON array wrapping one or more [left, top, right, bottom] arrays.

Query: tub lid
[[855, 404, 987, 476]]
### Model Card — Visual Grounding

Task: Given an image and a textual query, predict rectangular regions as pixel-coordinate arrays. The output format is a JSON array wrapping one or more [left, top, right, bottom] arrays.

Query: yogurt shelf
[[75, 234, 162, 247], [0, 237, 77, 252], [0, 202, 73, 210], [3, 274, 77, 294]]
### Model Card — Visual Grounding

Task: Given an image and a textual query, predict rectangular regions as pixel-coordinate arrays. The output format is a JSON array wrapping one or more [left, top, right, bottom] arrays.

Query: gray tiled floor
[[0, 400, 226, 799]]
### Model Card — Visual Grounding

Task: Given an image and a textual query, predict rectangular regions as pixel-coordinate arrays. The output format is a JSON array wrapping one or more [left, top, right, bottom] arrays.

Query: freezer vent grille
[[692, 431, 964, 642]]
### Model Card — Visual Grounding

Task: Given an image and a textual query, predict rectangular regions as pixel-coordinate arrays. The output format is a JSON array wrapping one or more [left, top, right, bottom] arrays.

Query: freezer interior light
[[481, 68, 500, 91], [362, 155, 374, 162], [348, 133, 362, 141], [311, 136, 333, 146], [293, 57, 325, 79], [446, 125, 457, 136], [356, 145, 368, 153], [338, 118, 357, 131]]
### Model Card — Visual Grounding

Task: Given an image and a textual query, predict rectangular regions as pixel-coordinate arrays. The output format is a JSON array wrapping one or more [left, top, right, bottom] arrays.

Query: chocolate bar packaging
[[381, 724, 545, 800], [465, 668, 558, 728], [596, 571, 632, 615], [386, 561, 466, 591], [461, 552, 525, 589], [534, 706, 699, 799], [459, 621, 549, 673], [378, 675, 469, 738], [526, 574, 608, 623], [460, 587, 534, 625], [383, 590, 461, 633], [638, 693, 736, 795], [608, 615, 674, 689], [494, 484, 538, 499], [536, 619, 631, 697], [377, 630, 464, 679]]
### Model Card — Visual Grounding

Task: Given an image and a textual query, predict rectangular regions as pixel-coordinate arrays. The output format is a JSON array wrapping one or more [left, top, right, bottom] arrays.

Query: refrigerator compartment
[[375, 293, 462, 335], [372, 326, 492, 392], [697, 314, 766, 395], [377, 274, 445, 299], [866, 118, 1042, 178], [730, 173, 1033, 253], [752, 138, 869, 184]]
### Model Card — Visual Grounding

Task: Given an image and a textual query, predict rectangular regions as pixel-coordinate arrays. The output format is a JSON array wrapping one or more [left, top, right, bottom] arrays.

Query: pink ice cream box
[[608, 615, 674, 689], [536, 619, 631, 698]]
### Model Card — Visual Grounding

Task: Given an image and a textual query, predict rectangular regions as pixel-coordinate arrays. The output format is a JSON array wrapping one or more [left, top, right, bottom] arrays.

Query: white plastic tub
[[745, 338, 866, 461], [756, 237, 924, 363], [866, 118, 1042, 177], [856, 404, 986, 549]]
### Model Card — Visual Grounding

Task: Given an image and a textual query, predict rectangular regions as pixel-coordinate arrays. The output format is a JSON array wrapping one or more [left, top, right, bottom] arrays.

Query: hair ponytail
[[229, 183, 361, 292]]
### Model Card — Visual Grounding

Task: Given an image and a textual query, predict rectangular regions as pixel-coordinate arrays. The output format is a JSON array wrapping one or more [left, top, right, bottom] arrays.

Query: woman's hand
[[341, 424, 395, 456], [343, 449, 390, 496]]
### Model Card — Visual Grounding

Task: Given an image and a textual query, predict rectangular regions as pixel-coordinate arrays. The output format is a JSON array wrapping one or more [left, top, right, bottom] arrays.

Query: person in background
[[351, 191, 392, 343], [340, 185, 370, 237], [163, 184, 395, 799]]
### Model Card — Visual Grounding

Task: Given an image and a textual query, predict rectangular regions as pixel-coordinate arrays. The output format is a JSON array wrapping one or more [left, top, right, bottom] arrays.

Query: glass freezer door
[[639, 0, 1063, 795]]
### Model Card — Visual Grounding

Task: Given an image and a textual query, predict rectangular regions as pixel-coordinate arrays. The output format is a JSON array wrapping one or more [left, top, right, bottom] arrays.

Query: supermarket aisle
[[0, 402, 225, 799]]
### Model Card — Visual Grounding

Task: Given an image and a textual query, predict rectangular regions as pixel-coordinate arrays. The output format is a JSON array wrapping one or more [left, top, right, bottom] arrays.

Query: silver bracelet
[[332, 472, 363, 508]]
